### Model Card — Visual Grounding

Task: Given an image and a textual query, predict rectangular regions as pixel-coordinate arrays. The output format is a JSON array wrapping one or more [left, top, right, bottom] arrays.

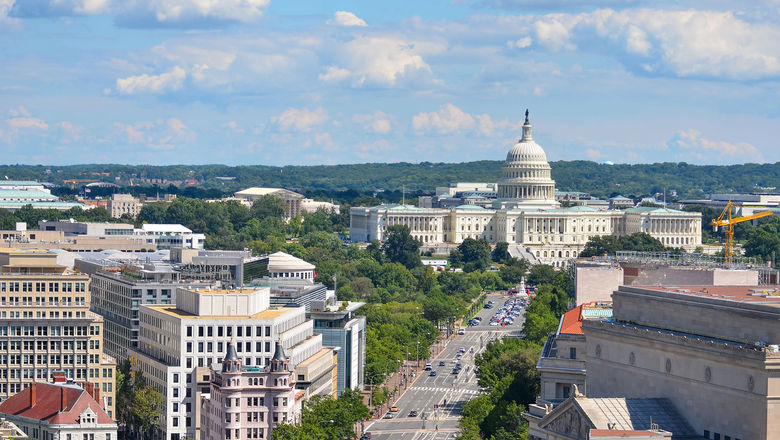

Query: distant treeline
[[5, 160, 780, 203]]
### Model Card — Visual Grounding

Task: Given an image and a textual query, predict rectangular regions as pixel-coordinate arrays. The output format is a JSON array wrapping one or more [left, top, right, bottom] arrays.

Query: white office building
[[130, 286, 336, 440]]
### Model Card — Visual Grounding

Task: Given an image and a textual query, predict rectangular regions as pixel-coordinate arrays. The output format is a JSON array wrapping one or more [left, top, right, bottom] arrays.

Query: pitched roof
[[0, 382, 114, 426]]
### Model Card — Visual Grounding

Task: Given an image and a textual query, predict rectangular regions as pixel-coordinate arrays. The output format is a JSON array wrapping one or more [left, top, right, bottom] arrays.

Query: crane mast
[[711, 200, 773, 265]]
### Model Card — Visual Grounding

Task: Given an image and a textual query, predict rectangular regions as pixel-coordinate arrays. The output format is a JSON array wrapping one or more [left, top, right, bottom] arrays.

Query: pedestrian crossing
[[412, 386, 482, 395]]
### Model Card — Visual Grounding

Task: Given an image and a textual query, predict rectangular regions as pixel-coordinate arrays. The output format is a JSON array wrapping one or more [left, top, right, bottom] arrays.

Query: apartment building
[[0, 249, 116, 419], [130, 286, 336, 440]]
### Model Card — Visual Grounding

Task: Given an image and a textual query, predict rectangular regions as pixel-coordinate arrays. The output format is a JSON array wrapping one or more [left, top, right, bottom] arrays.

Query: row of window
[[187, 341, 272, 355], [0, 282, 86, 293], [0, 352, 101, 365], [0, 325, 98, 336], [187, 325, 272, 338]]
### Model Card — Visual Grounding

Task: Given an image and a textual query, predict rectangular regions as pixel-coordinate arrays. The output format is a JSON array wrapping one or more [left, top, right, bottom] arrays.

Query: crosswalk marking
[[412, 386, 481, 394]]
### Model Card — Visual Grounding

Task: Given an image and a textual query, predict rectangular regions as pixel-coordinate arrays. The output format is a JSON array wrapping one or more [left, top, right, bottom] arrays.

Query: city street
[[363, 293, 525, 439]]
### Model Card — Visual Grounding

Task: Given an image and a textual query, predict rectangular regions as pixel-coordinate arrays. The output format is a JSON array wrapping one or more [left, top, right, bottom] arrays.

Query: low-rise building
[[39, 220, 204, 250], [0, 380, 117, 440], [200, 341, 304, 440]]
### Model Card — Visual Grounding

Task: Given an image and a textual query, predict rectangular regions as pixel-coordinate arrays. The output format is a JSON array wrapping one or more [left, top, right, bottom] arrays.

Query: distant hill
[[2, 160, 779, 201]]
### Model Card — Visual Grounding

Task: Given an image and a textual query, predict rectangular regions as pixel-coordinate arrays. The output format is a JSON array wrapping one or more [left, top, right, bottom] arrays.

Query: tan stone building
[[583, 285, 780, 440], [0, 249, 116, 419], [107, 193, 141, 219]]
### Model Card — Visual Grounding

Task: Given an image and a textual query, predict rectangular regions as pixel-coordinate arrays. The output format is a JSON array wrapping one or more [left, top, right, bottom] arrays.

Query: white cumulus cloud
[[272, 107, 329, 132], [413, 104, 475, 134], [10, 0, 270, 26], [328, 11, 367, 27], [529, 8, 780, 80], [325, 36, 436, 86], [667, 129, 765, 164], [353, 111, 393, 134], [116, 66, 187, 94]]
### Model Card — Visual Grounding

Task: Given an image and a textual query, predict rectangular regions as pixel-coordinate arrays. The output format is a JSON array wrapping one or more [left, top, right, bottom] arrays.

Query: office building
[[76, 257, 212, 363], [107, 194, 141, 219], [0, 182, 83, 211], [130, 286, 336, 440], [39, 220, 204, 250], [0, 249, 116, 419]]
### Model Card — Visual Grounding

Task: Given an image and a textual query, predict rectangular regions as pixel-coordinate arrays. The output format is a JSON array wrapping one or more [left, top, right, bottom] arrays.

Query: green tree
[[382, 225, 421, 269], [492, 241, 511, 264], [134, 385, 163, 440], [456, 238, 492, 272], [251, 195, 286, 219]]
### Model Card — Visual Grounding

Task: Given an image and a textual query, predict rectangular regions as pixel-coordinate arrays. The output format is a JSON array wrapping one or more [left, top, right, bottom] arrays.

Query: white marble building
[[350, 113, 701, 266]]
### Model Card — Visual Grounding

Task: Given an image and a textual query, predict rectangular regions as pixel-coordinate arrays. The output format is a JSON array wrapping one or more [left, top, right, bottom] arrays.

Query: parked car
[[424, 363, 432, 370], [429, 370, 437, 376], [361, 433, 371, 440], [439, 360, 446, 366], [457, 328, 465, 335]]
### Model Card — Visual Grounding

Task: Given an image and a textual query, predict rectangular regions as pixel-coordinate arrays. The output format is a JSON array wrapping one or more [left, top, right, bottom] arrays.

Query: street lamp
[[416, 340, 420, 369]]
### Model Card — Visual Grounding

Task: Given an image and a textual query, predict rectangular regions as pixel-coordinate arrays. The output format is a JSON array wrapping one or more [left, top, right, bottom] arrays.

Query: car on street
[[458, 328, 465, 335], [390, 406, 399, 413], [424, 363, 432, 370], [384, 412, 394, 419], [429, 370, 437, 376], [451, 367, 460, 374], [439, 360, 446, 366], [409, 410, 419, 417], [361, 434, 371, 439]]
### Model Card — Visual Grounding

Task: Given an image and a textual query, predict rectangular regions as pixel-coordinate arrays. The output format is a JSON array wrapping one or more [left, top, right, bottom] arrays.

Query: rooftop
[[0, 382, 114, 426], [636, 285, 780, 305], [559, 302, 613, 336], [149, 305, 292, 320], [141, 223, 193, 233]]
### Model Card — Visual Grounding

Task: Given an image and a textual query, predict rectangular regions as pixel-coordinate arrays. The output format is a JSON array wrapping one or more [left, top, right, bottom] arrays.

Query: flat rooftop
[[149, 305, 292, 320], [635, 285, 780, 305]]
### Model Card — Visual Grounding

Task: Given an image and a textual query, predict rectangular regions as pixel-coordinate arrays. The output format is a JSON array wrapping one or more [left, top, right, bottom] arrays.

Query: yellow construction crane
[[711, 201, 773, 264]]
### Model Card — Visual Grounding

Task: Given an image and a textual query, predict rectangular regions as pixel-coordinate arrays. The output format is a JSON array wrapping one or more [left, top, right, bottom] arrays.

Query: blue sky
[[1, 0, 779, 166]]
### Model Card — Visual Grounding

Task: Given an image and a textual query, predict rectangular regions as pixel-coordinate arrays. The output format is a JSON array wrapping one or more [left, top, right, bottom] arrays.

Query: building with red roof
[[535, 302, 612, 407], [0, 381, 116, 440]]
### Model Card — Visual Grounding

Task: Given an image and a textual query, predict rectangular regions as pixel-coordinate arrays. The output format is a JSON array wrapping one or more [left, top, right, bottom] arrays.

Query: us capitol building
[[350, 113, 701, 265]]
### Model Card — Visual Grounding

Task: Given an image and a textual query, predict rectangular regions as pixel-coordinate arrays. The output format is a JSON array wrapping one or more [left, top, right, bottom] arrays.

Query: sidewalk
[[367, 332, 459, 419]]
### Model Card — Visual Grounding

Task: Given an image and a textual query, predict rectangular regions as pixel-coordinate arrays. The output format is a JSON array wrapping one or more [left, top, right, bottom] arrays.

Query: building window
[[570, 348, 576, 360]]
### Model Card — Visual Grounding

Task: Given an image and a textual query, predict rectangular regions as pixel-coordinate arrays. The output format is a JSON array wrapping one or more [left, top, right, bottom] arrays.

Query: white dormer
[[79, 407, 97, 426]]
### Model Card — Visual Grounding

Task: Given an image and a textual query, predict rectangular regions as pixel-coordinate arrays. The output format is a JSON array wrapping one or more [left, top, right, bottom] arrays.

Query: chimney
[[29, 382, 36, 407], [60, 387, 66, 412]]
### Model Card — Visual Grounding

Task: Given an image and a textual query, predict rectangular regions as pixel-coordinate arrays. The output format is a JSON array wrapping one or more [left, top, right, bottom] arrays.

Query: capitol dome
[[494, 110, 558, 209]]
